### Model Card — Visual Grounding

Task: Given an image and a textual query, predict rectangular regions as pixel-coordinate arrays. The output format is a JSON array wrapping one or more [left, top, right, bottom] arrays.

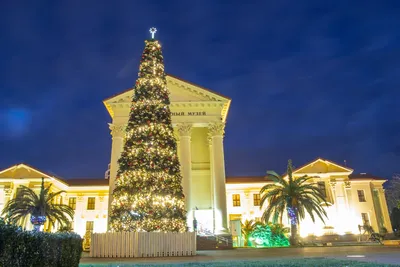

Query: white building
[[0, 75, 392, 240]]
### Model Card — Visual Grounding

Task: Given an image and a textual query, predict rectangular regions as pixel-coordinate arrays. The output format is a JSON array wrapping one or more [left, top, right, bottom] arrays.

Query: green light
[[249, 224, 289, 248]]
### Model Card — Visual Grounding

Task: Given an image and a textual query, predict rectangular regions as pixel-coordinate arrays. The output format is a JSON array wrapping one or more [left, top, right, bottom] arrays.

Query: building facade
[[0, 76, 393, 239], [226, 158, 393, 238], [0, 159, 392, 238], [0, 163, 109, 236], [104, 75, 231, 234]]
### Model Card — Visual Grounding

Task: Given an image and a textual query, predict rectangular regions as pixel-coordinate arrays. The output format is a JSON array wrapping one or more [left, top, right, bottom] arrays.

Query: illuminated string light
[[109, 32, 186, 233], [287, 207, 297, 225]]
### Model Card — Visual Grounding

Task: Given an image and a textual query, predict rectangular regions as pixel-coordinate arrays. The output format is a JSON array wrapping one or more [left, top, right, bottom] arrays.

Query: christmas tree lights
[[109, 28, 187, 232]]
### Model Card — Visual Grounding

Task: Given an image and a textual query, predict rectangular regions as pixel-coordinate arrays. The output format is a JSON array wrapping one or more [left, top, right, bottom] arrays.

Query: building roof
[[66, 178, 110, 186], [226, 176, 269, 184], [103, 74, 231, 103], [282, 157, 353, 177], [0, 162, 386, 188], [167, 74, 231, 100], [103, 74, 232, 122], [349, 173, 386, 181], [0, 163, 109, 187]]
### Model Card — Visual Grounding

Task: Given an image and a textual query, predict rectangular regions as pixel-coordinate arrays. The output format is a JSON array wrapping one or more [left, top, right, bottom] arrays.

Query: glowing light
[[30, 215, 47, 231], [149, 27, 157, 39], [109, 36, 186, 233], [248, 224, 289, 248]]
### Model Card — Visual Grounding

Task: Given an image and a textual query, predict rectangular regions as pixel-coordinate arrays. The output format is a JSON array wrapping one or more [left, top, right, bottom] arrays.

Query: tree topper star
[[149, 27, 157, 39]]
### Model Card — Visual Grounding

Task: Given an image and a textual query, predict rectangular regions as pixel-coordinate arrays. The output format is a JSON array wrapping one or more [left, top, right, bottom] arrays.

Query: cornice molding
[[168, 79, 217, 101]]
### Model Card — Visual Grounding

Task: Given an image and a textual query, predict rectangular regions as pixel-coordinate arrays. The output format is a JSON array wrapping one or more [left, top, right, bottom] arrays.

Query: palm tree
[[267, 222, 289, 237], [2, 177, 74, 231], [241, 219, 258, 246], [260, 159, 328, 245]]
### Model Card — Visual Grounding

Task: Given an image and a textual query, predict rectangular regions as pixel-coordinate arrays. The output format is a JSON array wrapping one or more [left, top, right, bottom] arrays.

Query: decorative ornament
[[149, 27, 157, 39]]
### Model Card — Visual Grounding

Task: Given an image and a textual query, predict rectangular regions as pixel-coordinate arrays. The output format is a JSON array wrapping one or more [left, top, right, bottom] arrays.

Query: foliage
[[109, 35, 186, 232], [267, 222, 290, 237], [249, 223, 290, 247], [241, 219, 257, 246], [390, 207, 400, 235], [80, 258, 397, 267], [260, 159, 328, 245], [1, 177, 74, 230], [385, 174, 400, 212], [57, 222, 73, 233], [0, 218, 82, 267]]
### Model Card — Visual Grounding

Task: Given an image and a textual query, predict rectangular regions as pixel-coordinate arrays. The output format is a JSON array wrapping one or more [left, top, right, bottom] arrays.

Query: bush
[[248, 224, 290, 247], [0, 219, 82, 267]]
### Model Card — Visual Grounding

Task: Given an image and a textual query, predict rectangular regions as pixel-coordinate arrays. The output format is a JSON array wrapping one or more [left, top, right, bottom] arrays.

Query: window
[[86, 221, 94, 232], [357, 190, 366, 202], [69, 197, 76, 210], [317, 182, 327, 198], [229, 214, 242, 221], [253, 194, 261, 206], [232, 194, 241, 207], [361, 213, 370, 225], [87, 197, 96, 210]]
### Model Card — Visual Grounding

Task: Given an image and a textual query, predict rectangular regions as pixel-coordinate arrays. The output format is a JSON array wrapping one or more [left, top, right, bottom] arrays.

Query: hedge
[[0, 220, 82, 267]]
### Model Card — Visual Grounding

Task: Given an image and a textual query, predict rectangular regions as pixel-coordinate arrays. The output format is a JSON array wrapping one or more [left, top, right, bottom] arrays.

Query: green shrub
[[248, 224, 290, 247], [0, 219, 82, 267]]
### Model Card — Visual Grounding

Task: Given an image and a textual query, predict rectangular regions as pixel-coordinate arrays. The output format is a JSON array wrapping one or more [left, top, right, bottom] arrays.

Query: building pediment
[[103, 74, 231, 122], [0, 163, 55, 179], [292, 158, 353, 176]]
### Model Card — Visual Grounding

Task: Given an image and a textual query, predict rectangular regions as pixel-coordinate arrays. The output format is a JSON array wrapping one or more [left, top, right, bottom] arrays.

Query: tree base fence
[[90, 232, 196, 258]]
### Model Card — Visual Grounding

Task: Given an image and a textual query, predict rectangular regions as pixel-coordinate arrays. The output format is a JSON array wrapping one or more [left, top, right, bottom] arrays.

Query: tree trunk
[[290, 223, 298, 245], [287, 207, 298, 245]]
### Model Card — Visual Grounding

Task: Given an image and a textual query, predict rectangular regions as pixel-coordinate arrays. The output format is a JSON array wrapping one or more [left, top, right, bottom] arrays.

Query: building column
[[177, 123, 193, 231], [244, 191, 252, 221], [208, 133, 216, 233], [107, 123, 125, 230], [208, 122, 228, 234], [329, 180, 337, 205], [344, 181, 352, 210], [329, 180, 342, 233], [377, 188, 393, 232], [336, 181, 349, 234], [343, 181, 357, 233]]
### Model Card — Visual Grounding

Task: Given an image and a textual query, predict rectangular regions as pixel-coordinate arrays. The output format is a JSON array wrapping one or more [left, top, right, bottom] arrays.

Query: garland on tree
[[109, 30, 186, 232]]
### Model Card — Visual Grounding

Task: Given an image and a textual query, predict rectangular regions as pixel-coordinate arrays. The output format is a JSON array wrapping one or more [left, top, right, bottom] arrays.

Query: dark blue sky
[[1, 0, 399, 179]]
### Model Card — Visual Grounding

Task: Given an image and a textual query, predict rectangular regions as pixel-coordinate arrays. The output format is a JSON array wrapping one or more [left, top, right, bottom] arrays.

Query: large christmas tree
[[109, 28, 187, 232]]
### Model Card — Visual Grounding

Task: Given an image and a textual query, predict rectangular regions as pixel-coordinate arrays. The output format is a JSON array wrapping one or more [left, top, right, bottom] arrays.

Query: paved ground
[[80, 245, 400, 265]]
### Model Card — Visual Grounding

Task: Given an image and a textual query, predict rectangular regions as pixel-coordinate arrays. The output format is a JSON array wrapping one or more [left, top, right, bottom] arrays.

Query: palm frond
[[259, 160, 329, 242], [47, 190, 66, 204], [1, 177, 75, 230]]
